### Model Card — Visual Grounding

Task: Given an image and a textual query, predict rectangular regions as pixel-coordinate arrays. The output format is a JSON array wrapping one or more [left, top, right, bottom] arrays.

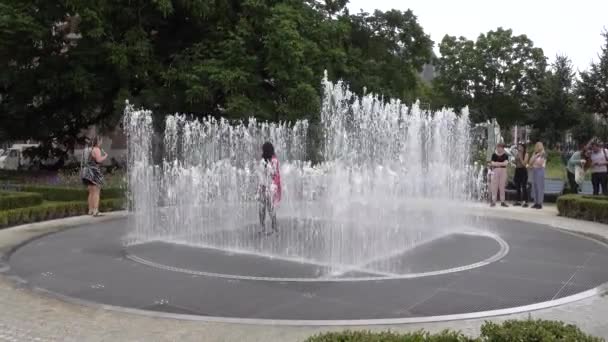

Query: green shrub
[[557, 194, 608, 223], [0, 191, 43, 210], [0, 198, 124, 228], [20, 185, 124, 201], [304, 320, 603, 342], [480, 319, 603, 341], [305, 330, 474, 342]]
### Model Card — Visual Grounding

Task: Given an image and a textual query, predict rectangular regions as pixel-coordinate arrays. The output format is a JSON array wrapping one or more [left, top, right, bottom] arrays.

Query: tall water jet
[[123, 74, 477, 276]]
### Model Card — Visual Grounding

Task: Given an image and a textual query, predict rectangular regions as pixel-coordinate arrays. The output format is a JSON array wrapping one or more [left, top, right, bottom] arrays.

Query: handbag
[[575, 165, 585, 185], [80, 147, 92, 181]]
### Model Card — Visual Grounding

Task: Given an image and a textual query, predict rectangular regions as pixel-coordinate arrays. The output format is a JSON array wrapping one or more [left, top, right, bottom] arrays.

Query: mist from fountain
[[123, 73, 479, 276]]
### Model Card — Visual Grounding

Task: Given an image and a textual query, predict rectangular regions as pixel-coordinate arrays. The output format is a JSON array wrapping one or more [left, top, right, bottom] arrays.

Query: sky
[[347, 0, 607, 72]]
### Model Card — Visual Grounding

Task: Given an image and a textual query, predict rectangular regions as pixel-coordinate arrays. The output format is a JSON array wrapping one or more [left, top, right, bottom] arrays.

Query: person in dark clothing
[[513, 143, 529, 207]]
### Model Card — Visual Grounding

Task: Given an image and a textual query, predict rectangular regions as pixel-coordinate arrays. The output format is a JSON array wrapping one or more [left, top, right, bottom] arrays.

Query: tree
[[578, 30, 608, 119], [0, 0, 434, 156], [529, 55, 578, 145], [433, 28, 547, 126]]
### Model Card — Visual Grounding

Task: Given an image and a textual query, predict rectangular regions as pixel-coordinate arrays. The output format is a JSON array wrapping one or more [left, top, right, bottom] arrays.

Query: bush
[[304, 320, 603, 342], [20, 185, 124, 201], [0, 191, 43, 210], [0, 198, 124, 228], [480, 319, 603, 341], [557, 194, 608, 224], [305, 330, 473, 342]]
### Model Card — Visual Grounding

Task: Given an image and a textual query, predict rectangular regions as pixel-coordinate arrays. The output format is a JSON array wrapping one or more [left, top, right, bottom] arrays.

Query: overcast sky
[[347, 0, 607, 72]]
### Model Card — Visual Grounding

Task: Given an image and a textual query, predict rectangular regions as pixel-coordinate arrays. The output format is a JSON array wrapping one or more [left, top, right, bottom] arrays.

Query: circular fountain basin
[[6, 215, 608, 324], [125, 221, 508, 281]]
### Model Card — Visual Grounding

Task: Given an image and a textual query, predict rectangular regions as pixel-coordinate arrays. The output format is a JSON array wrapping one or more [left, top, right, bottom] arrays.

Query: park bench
[[530, 178, 564, 202], [580, 181, 594, 195]]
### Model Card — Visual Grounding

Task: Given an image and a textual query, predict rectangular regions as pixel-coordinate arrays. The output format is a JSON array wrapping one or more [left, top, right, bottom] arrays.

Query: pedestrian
[[81, 137, 107, 216], [529, 142, 546, 209], [490, 143, 509, 207], [566, 144, 586, 193], [257, 142, 281, 234], [589, 140, 608, 195], [513, 143, 529, 207]]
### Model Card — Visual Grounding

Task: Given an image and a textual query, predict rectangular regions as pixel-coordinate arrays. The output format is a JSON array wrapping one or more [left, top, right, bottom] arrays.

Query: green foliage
[[304, 320, 603, 342], [0, 191, 43, 210], [305, 330, 474, 342], [557, 194, 608, 224], [434, 28, 547, 125], [578, 30, 608, 120], [0, 0, 433, 149], [529, 56, 578, 145], [20, 185, 124, 201], [480, 319, 603, 342], [0, 198, 124, 228]]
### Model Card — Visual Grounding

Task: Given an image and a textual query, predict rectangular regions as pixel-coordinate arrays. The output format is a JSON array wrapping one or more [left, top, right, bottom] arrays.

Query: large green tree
[[0, 0, 433, 155], [529, 55, 578, 144], [433, 28, 547, 126], [578, 30, 608, 119]]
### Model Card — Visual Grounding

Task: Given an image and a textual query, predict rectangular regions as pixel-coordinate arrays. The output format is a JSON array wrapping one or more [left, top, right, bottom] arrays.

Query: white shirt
[[590, 149, 608, 173]]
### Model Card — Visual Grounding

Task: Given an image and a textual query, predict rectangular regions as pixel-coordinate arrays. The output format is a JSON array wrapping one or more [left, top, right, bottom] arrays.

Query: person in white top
[[589, 141, 608, 195], [529, 142, 546, 209]]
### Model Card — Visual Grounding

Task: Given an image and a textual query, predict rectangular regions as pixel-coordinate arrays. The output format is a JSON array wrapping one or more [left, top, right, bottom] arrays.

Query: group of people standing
[[566, 140, 608, 195], [488, 139, 608, 210], [489, 142, 547, 209]]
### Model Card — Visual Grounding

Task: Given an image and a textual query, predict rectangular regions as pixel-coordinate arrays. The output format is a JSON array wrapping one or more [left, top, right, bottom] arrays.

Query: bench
[[530, 178, 564, 202], [580, 181, 594, 195]]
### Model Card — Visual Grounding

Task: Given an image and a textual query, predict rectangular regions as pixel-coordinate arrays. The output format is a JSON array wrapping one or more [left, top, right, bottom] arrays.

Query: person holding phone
[[589, 140, 608, 195], [489, 143, 509, 207], [529, 142, 546, 209], [81, 137, 107, 216]]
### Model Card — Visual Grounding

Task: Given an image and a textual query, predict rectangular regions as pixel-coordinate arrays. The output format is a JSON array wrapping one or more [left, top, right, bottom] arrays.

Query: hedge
[[305, 319, 603, 342], [0, 198, 124, 228], [557, 194, 608, 224], [20, 185, 124, 201], [0, 191, 43, 210]]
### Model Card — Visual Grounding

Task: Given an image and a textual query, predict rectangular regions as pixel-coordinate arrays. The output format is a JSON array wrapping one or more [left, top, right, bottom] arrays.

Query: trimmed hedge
[[0, 191, 43, 210], [557, 194, 608, 224], [480, 319, 603, 341], [305, 330, 473, 342], [305, 319, 603, 342], [0, 198, 124, 228], [20, 185, 124, 201]]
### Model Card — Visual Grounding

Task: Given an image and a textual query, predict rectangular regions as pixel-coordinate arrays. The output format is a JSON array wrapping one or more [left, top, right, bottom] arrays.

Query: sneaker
[[536, 205, 543, 210], [501, 202, 509, 207], [490, 202, 496, 207], [531, 204, 540, 209], [522, 203, 529, 208], [513, 202, 521, 206]]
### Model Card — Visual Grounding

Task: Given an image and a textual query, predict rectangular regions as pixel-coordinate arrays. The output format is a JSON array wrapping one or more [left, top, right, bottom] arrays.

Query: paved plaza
[[0, 206, 607, 341]]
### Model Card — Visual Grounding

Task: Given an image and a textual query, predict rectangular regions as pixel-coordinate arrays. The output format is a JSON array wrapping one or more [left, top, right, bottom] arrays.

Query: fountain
[[12, 73, 608, 323], [123, 73, 478, 276]]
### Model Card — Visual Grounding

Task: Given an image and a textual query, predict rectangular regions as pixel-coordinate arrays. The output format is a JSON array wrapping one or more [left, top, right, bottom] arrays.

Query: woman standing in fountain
[[489, 143, 509, 207], [529, 142, 547, 209], [81, 137, 107, 216], [258, 142, 281, 234]]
